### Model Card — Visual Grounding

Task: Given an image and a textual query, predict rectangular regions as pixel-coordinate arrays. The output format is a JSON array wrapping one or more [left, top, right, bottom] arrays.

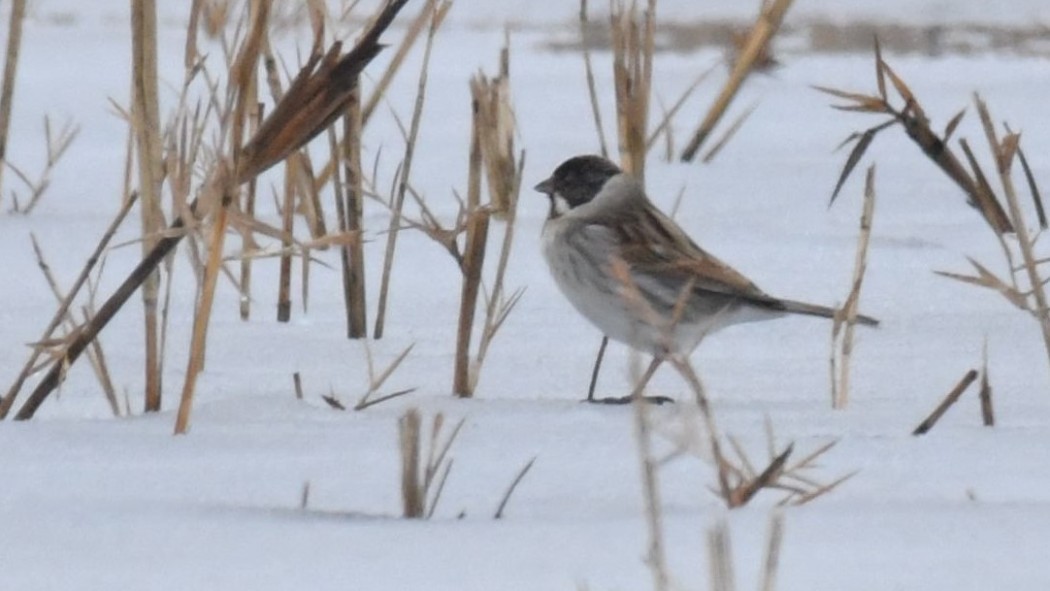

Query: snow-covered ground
[[2, 1, 1050, 589]]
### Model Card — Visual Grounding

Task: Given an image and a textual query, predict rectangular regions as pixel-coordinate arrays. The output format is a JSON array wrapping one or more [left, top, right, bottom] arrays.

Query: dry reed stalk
[[669, 357, 735, 501], [174, 184, 233, 434], [646, 65, 716, 155], [462, 48, 525, 394], [10, 0, 411, 421], [579, 0, 609, 158], [707, 521, 735, 591], [978, 99, 1050, 374], [471, 155, 525, 390], [374, 0, 450, 339], [0, 192, 138, 418], [701, 101, 757, 163], [361, 0, 435, 126], [186, 0, 204, 68], [297, 153, 327, 240], [398, 408, 464, 519], [343, 86, 368, 337], [610, 0, 655, 180], [174, 0, 271, 434], [453, 209, 491, 397], [0, 0, 27, 207], [630, 361, 671, 591], [399, 408, 424, 518], [131, 0, 166, 412], [681, 0, 794, 162], [759, 512, 785, 591], [912, 369, 978, 436], [30, 236, 121, 417], [831, 165, 877, 409], [239, 103, 262, 320]]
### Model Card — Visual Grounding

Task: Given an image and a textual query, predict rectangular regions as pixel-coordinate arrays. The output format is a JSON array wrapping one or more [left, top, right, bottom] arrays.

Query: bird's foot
[[585, 394, 674, 405]]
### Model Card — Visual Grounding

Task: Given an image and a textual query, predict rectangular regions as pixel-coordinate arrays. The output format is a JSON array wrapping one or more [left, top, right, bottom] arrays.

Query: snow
[[2, 1, 1050, 589]]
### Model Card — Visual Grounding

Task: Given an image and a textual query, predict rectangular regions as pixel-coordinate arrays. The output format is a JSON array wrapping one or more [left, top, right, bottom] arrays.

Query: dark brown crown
[[534, 155, 622, 209]]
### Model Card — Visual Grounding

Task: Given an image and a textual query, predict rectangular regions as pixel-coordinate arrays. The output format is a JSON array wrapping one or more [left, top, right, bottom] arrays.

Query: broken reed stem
[[131, 0, 166, 412], [7, 0, 410, 421], [833, 165, 877, 409], [343, 85, 368, 338], [0, 0, 28, 206], [0, 192, 138, 419], [610, 0, 655, 180], [374, 0, 448, 339], [293, 371, 304, 400], [30, 235, 120, 417], [399, 408, 424, 518], [277, 155, 297, 322], [681, 0, 794, 162], [453, 209, 491, 397], [631, 358, 671, 591], [579, 0, 609, 158], [912, 369, 978, 436]]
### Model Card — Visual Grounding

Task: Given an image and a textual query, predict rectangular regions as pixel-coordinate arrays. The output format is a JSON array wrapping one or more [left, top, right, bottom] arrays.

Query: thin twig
[[374, 0, 449, 338], [493, 456, 537, 519]]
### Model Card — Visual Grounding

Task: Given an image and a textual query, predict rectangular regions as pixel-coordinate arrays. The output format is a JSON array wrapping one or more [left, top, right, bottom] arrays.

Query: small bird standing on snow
[[534, 155, 877, 403]]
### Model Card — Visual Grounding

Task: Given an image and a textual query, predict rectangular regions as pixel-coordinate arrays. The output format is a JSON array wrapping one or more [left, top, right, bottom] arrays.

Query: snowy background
[[2, 1, 1050, 589]]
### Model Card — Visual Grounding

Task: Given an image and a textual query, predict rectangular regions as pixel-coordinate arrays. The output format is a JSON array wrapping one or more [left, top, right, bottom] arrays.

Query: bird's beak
[[534, 178, 553, 195]]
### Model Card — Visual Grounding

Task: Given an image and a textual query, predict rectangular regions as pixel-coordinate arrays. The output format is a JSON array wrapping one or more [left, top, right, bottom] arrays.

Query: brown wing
[[608, 200, 789, 312]]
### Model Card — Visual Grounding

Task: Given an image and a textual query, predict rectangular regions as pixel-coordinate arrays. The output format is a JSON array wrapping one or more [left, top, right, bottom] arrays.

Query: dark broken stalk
[[979, 341, 994, 426], [912, 369, 979, 436], [6, 0, 412, 421], [817, 40, 1012, 234], [343, 85, 369, 337]]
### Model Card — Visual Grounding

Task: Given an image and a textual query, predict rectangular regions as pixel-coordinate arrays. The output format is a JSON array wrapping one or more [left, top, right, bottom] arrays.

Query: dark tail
[[779, 298, 879, 327]]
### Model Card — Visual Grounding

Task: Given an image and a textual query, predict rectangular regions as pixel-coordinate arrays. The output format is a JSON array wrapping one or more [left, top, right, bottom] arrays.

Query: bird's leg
[[585, 336, 610, 402], [587, 356, 673, 405]]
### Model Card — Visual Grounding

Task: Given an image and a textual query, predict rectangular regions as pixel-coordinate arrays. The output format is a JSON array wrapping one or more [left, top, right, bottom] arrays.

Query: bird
[[534, 154, 877, 403]]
